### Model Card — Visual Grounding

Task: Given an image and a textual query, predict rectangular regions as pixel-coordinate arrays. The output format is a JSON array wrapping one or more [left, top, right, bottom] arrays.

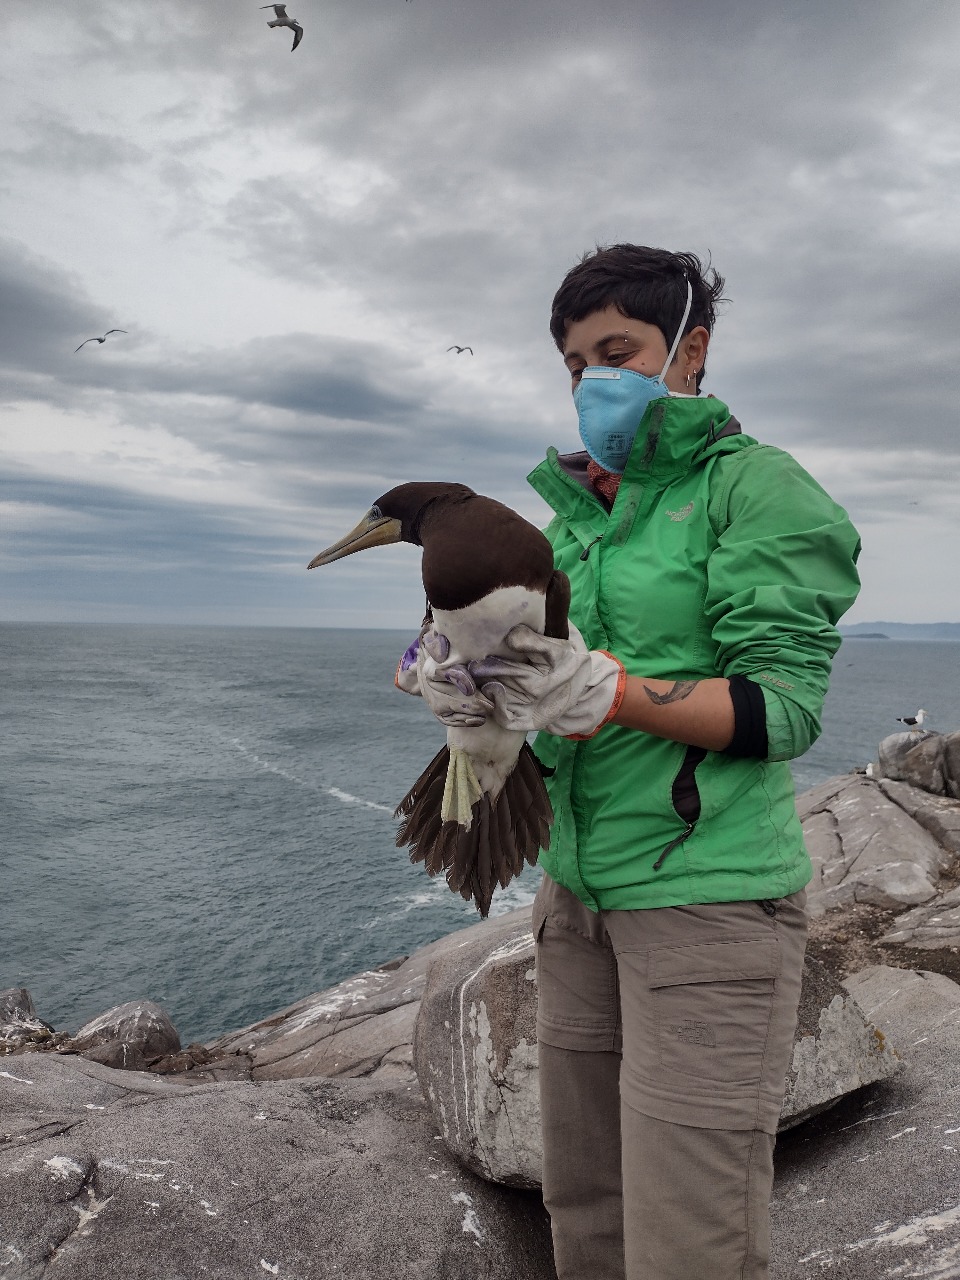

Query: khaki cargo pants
[[532, 873, 807, 1280]]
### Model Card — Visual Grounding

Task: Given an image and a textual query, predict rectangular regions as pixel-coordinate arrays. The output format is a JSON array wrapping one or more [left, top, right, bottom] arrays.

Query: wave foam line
[[326, 787, 394, 814], [230, 738, 394, 812]]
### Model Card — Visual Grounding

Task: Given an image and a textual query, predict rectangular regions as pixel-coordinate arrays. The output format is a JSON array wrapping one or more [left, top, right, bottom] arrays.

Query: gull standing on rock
[[260, 4, 303, 50], [896, 708, 929, 732]]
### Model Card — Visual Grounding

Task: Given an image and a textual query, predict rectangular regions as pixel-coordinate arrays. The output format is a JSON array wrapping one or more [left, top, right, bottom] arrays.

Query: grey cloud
[[0, 239, 112, 380], [1, 117, 147, 173], [5, 0, 959, 623]]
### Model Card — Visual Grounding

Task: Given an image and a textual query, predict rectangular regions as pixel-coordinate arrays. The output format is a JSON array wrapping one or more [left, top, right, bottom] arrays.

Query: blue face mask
[[574, 279, 694, 473]]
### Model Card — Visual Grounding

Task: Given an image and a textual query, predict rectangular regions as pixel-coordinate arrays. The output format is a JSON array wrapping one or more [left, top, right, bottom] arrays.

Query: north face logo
[[666, 501, 695, 522], [673, 1019, 716, 1046]]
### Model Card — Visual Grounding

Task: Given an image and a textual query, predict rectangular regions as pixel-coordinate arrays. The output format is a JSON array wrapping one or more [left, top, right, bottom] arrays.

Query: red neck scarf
[[587, 459, 622, 505]]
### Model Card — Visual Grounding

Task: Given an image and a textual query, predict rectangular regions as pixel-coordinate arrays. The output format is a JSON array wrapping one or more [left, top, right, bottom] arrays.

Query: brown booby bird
[[308, 482, 569, 916]]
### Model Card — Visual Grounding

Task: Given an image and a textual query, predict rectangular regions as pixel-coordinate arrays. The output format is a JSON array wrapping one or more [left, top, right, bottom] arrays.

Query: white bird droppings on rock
[[260, 1261, 280, 1275], [73, 1190, 113, 1234], [451, 1190, 483, 1242], [44, 1156, 84, 1179]]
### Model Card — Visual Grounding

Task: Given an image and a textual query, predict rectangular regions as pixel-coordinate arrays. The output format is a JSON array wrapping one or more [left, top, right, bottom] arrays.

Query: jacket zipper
[[655, 741, 707, 871], [579, 535, 602, 561], [653, 822, 696, 871]]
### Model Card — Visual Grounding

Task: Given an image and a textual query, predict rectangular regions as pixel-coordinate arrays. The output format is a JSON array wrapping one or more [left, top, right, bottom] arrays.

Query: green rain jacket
[[527, 395, 861, 912]]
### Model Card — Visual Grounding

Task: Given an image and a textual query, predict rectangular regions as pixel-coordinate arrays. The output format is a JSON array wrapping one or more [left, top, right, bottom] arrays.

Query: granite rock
[[412, 917, 900, 1187], [198, 913, 513, 1086], [0, 989, 62, 1054], [799, 775, 951, 914], [413, 912, 541, 1188], [877, 729, 939, 785], [886, 728, 960, 799], [878, 776, 960, 858], [780, 955, 900, 1130], [0, 1053, 555, 1280], [880, 882, 960, 950], [65, 1000, 181, 1071], [945, 733, 960, 800], [771, 964, 960, 1278]]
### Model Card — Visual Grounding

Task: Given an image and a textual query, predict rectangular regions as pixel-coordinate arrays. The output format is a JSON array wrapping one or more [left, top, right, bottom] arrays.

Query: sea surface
[[3, 624, 959, 1044]]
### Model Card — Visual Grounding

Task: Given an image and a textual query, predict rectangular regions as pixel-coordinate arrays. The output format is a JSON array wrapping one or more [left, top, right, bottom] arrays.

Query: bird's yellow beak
[[307, 507, 403, 568]]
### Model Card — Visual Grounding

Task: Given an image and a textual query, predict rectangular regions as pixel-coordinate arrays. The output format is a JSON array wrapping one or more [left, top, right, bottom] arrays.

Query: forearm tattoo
[[643, 680, 699, 706]]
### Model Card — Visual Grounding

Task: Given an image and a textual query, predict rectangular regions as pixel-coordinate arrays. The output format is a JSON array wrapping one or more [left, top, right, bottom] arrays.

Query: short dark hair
[[549, 244, 726, 390]]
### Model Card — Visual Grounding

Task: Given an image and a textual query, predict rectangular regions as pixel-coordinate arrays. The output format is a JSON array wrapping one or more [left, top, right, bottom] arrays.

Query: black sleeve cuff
[[724, 675, 769, 759]]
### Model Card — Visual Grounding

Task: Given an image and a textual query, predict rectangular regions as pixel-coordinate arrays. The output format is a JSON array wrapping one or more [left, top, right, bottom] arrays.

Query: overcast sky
[[2, 0, 958, 628]]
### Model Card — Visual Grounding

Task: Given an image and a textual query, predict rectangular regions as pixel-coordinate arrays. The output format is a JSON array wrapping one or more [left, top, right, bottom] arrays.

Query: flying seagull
[[260, 4, 303, 50], [446, 345, 473, 355], [308, 482, 569, 916], [75, 329, 127, 352], [896, 708, 928, 732]]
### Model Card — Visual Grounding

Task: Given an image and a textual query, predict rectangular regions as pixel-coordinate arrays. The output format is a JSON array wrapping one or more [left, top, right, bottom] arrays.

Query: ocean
[[3, 624, 958, 1045]]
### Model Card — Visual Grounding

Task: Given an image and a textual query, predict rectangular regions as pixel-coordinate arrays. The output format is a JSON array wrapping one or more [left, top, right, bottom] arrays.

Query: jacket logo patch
[[665, 501, 695, 522], [673, 1019, 717, 1047]]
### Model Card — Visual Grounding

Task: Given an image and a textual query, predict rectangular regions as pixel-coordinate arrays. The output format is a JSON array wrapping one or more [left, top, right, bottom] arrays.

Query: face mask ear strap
[[658, 278, 694, 382]]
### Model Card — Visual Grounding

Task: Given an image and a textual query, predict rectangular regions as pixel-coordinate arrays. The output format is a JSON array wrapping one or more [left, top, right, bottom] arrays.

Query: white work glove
[[395, 625, 495, 728], [468, 623, 626, 739]]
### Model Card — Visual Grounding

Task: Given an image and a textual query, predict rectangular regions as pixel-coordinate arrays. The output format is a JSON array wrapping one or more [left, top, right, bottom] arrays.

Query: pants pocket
[[649, 937, 779, 1085]]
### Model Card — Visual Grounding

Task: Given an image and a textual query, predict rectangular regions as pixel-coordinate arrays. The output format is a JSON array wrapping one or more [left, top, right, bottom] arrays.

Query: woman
[[422, 244, 861, 1280]]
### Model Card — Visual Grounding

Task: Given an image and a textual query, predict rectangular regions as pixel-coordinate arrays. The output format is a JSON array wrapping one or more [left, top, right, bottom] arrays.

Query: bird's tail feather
[[394, 742, 553, 917]]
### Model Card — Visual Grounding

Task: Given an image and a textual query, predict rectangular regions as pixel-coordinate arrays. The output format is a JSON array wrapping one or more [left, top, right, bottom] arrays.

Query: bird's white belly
[[432, 585, 546, 665], [433, 586, 546, 798]]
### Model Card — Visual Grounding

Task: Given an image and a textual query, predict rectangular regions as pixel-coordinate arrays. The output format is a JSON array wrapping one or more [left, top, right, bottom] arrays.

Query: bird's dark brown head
[[307, 482, 475, 568], [374, 483, 475, 545], [308, 480, 566, 628]]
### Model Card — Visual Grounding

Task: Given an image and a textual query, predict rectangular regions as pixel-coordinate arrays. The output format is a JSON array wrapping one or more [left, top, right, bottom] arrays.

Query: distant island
[[840, 621, 960, 641]]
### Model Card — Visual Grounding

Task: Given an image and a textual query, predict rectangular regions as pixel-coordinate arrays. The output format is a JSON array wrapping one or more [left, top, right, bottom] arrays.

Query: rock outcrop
[[880, 883, 960, 950], [877, 728, 960, 798], [8, 755, 960, 1275], [0, 989, 61, 1054], [0, 1054, 555, 1280], [69, 1001, 181, 1071], [772, 964, 960, 1278], [411, 914, 900, 1186], [779, 955, 897, 1131], [414, 912, 542, 1188], [799, 773, 954, 913]]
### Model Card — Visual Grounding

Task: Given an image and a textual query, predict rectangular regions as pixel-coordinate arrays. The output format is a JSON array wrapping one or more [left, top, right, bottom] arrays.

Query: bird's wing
[[103, 329, 127, 337], [464, 347, 473, 354], [261, 4, 284, 12], [543, 570, 571, 640], [446, 346, 459, 352], [290, 21, 303, 48], [74, 339, 95, 350]]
